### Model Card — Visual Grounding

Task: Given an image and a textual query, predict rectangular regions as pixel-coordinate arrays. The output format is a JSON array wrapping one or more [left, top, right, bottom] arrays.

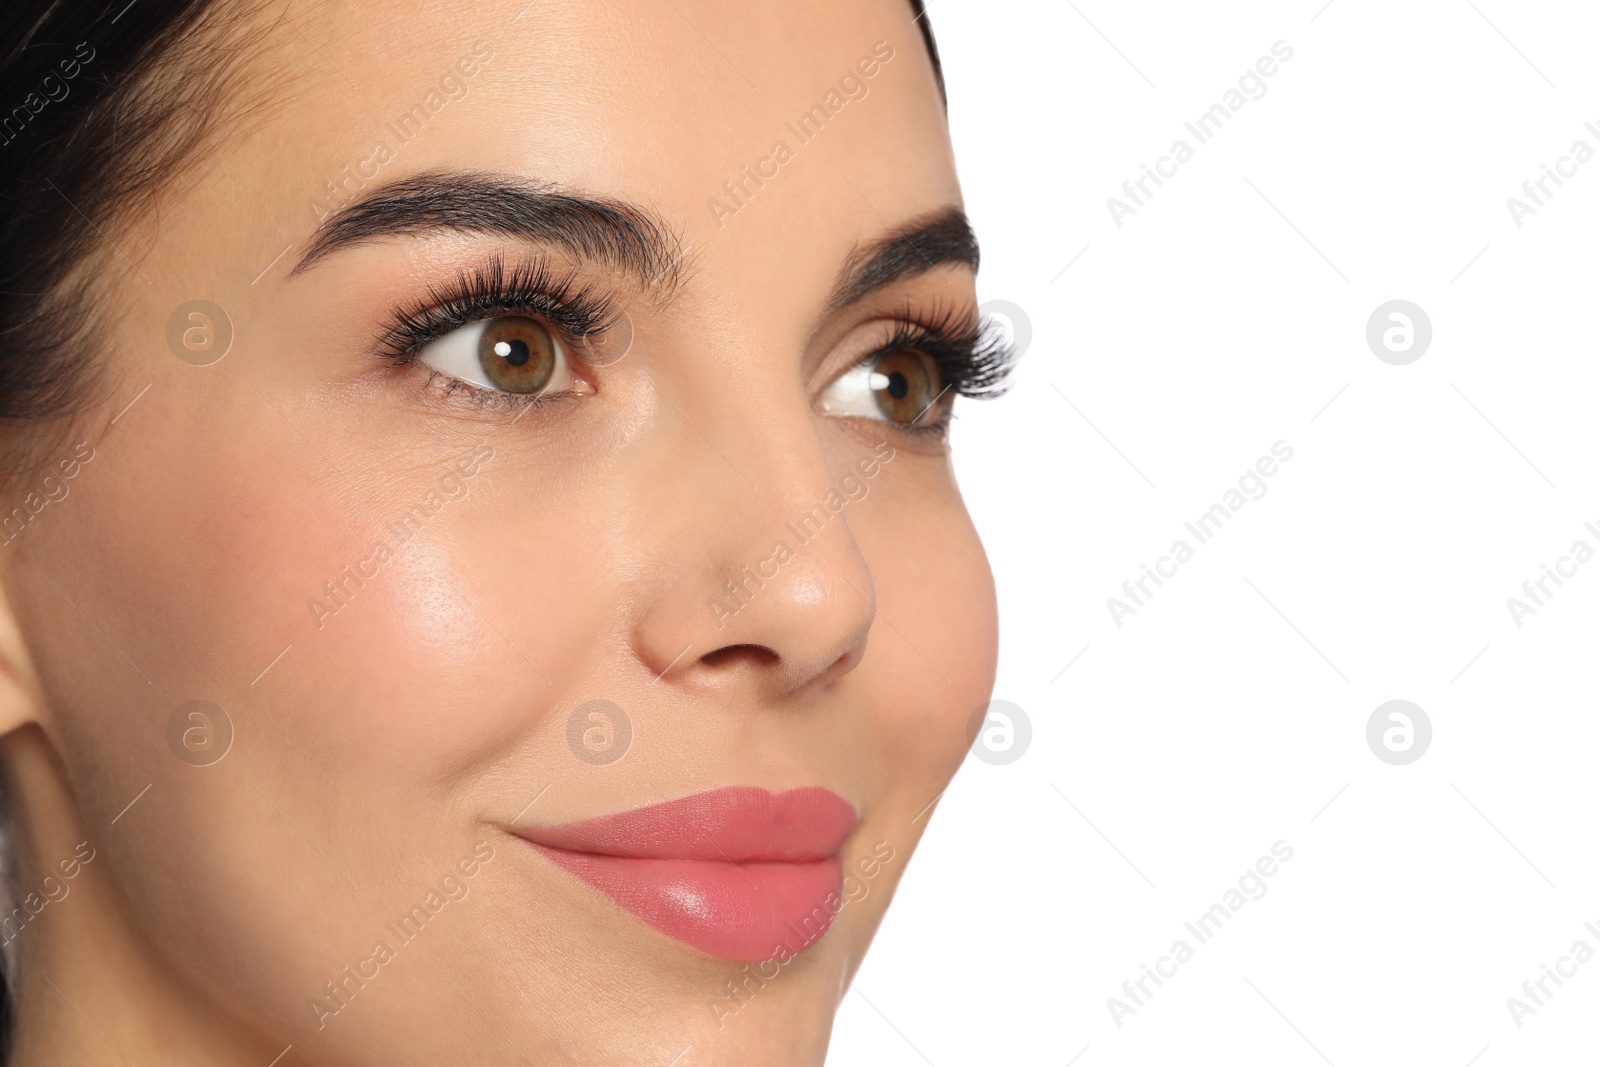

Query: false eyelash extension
[[878, 301, 1021, 401], [375, 255, 620, 365]]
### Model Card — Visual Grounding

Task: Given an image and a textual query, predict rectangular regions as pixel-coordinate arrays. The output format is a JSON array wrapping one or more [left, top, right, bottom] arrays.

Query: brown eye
[[478, 316, 557, 393], [869, 350, 938, 424]]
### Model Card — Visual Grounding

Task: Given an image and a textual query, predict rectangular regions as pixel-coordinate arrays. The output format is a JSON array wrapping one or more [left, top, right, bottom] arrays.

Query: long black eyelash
[[376, 256, 618, 365], [376, 269, 1019, 421], [879, 301, 1021, 401]]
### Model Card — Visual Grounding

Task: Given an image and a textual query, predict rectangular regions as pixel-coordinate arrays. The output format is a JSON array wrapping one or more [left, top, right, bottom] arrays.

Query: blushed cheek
[[12, 417, 624, 1025], [35, 410, 594, 786], [215, 494, 615, 783]]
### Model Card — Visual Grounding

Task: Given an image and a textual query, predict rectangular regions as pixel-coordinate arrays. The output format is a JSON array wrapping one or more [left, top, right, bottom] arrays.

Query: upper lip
[[512, 785, 857, 863]]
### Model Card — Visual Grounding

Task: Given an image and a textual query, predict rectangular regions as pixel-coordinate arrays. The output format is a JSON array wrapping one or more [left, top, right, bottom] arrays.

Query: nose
[[629, 412, 878, 700]]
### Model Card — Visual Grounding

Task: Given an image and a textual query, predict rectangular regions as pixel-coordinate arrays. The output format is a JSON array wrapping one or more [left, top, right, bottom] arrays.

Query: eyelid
[[824, 305, 1020, 404], [376, 256, 617, 365]]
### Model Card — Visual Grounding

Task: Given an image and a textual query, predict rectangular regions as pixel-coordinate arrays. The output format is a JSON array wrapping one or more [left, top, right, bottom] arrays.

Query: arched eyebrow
[[290, 173, 976, 312], [290, 172, 685, 293], [826, 206, 979, 312]]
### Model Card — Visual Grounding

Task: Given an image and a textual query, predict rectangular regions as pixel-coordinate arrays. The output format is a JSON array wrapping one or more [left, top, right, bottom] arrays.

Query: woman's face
[[5, 0, 998, 1062]]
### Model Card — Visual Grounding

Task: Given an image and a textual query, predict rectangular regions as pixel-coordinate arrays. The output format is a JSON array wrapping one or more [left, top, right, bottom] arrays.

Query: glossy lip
[[514, 786, 858, 962]]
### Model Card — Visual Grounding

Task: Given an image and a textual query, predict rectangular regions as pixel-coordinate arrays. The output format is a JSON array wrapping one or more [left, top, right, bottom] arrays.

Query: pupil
[[495, 339, 530, 367], [887, 371, 908, 399]]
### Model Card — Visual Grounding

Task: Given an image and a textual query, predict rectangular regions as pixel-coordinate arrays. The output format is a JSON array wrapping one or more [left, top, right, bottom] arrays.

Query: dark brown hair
[[1, 2, 216, 419], [0, 0, 292, 484]]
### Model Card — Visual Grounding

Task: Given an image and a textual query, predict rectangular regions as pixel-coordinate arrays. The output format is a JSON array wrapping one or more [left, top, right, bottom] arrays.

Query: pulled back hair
[[0, 1, 289, 455], [0, 0, 270, 1054]]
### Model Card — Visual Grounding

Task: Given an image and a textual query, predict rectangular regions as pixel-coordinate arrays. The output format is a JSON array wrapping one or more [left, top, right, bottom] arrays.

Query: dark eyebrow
[[289, 172, 684, 292], [827, 207, 979, 312]]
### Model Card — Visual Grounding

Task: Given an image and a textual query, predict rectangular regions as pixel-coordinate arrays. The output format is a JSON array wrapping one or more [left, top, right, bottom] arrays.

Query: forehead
[[234, 0, 958, 294]]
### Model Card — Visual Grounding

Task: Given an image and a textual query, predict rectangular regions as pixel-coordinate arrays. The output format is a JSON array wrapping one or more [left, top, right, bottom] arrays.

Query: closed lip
[[513, 785, 859, 961]]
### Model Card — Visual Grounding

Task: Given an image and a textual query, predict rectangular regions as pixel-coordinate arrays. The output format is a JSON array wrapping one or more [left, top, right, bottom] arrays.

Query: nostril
[[698, 644, 781, 670]]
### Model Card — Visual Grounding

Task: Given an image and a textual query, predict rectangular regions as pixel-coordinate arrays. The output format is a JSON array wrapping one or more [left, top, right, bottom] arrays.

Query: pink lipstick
[[515, 786, 857, 961]]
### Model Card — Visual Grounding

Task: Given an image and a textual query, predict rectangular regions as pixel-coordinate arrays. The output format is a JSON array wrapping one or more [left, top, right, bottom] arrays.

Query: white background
[[832, 1, 1600, 1064]]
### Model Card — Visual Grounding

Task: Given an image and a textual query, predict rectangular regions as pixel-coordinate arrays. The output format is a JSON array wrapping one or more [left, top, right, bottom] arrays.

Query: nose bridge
[[713, 445, 874, 625], [629, 388, 878, 695]]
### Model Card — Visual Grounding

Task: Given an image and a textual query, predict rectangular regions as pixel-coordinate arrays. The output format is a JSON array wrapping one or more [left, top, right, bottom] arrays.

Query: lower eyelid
[[417, 367, 583, 413]]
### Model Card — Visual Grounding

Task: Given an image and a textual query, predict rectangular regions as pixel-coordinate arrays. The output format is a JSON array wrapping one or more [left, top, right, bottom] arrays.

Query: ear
[[0, 574, 44, 737]]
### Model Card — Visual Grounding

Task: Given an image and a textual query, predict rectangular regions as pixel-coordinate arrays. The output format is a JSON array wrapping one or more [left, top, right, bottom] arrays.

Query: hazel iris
[[478, 316, 557, 393], [870, 350, 937, 423]]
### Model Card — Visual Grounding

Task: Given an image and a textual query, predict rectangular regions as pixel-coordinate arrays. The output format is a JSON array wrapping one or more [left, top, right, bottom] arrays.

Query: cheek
[[203, 457, 617, 788], [852, 471, 998, 788], [13, 399, 631, 1045], [890, 525, 997, 774]]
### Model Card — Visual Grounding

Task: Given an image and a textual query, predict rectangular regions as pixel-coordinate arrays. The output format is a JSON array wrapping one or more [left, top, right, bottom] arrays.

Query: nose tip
[[693, 584, 873, 693], [634, 518, 877, 699]]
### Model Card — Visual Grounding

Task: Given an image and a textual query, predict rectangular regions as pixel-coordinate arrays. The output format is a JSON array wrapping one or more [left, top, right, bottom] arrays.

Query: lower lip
[[533, 847, 844, 961], [519, 786, 856, 962]]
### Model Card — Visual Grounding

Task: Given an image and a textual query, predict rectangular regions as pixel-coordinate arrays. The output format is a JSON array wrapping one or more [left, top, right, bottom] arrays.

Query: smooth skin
[[0, 1, 997, 1063]]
